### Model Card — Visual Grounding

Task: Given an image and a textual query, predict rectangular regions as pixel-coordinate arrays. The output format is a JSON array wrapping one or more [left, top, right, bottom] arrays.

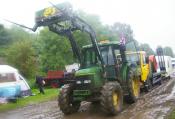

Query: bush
[[6, 40, 38, 78]]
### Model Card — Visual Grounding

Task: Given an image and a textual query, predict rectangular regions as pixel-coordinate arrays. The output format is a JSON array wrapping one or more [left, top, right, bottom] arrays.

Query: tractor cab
[[80, 41, 122, 79]]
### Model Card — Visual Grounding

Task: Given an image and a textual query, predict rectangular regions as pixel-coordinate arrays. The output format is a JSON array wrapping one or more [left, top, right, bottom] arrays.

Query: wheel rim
[[112, 91, 119, 108], [132, 79, 139, 97]]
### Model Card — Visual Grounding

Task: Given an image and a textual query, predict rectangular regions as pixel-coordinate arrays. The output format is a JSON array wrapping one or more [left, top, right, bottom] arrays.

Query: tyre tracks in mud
[[0, 78, 175, 119]]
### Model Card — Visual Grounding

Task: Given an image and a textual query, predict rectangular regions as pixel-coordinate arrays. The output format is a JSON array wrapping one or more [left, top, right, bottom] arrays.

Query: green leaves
[[0, 24, 11, 46], [140, 43, 155, 56], [36, 28, 73, 71], [163, 47, 174, 57], [6, 40, 37, 77]]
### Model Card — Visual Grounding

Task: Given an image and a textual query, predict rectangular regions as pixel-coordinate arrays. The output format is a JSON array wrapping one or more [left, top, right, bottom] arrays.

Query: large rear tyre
[[126, 71, 140, 103], [58, 84, 80, 115], [100, 82, 123, 115]]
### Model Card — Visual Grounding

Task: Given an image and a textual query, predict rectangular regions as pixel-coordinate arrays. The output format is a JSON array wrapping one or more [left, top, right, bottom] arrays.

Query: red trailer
[[44, 70, 64, 88]]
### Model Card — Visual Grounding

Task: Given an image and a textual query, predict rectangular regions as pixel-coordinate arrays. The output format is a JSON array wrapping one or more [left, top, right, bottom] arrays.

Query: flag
[[120, 34, 126, 45]]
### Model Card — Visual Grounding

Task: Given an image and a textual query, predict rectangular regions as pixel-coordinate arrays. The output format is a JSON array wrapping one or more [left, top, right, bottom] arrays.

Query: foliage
[[111, 22, 133, 42], [6, 40, 37, 78], [140, 43, 155, 56], [36, 28, 73, 71], [0, 24, 11, 46], [168, 109, 175, 119], [0, 24, 12, 57], [163, 46, 174, 57], [75, 11, 119, 42], [7, 25, 36, 42]]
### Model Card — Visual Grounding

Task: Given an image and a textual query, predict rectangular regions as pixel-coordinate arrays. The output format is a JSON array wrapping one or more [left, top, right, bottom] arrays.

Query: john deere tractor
[[11, 2, 140, 115]]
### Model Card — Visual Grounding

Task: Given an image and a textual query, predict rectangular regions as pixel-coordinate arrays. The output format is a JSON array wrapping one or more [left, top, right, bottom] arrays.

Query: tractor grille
[[75, 75, 92, 90], [76, 75, 89, 80], [73, 90, 90, 96]]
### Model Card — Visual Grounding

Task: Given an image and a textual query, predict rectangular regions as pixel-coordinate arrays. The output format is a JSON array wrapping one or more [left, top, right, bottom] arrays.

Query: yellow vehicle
[[125, 51, 164, 91], [125, 51, 149, 82], [116, 51, 149, 90]]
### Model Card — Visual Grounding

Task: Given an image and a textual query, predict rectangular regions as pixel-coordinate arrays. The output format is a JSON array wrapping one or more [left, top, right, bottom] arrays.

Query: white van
[[172, 58, 175, 68], [156, 56, 173, 78]]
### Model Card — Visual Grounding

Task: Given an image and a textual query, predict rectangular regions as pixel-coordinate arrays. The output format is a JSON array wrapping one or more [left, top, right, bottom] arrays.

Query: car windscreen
[[0, 73, 16, 83]]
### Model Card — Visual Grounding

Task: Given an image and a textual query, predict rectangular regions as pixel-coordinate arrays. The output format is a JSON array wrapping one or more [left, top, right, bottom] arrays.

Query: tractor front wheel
[[58, 84, 80, 115], [126, 71, 140, 103], [100, 82, 123, 115]]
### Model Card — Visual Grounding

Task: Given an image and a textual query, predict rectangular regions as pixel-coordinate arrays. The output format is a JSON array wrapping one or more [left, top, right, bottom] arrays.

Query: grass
[[168, 109, 175, 119], [0, 88, 60, 112]]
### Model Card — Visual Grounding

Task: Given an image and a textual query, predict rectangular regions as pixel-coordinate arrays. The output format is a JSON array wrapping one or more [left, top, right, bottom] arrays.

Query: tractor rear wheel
[[58, 84, 80, 115], [100, 82, 123, 115], [126, 71, 140, 103]]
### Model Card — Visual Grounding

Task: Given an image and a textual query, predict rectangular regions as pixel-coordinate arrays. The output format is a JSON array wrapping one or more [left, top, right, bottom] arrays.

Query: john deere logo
[[43, 7, 56, 17]]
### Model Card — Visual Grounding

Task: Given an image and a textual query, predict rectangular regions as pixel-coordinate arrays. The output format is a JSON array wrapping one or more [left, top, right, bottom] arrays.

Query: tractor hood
[[75, 66, 101, 76]]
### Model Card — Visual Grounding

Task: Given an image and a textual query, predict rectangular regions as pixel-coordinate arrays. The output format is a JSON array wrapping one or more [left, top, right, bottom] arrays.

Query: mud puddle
[[64, 78, 175, 119], [0, 78, 175, 119]]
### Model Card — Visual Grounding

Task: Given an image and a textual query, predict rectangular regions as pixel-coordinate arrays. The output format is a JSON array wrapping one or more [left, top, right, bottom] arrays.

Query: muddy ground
[[0, 78, 175, 119]]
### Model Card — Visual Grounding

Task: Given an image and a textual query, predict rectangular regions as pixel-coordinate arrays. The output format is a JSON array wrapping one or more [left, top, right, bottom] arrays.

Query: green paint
[[73, 97, 85, 101], [120, 64, 128, 82], [73, 90, 91, 96], [75, 66, 104, 88], [75, 66, 101, 76]]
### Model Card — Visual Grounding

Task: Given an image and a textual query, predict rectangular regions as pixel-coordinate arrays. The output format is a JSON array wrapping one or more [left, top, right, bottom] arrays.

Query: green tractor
[[9, 2, 140, 115], [61, 41, 140, 115]]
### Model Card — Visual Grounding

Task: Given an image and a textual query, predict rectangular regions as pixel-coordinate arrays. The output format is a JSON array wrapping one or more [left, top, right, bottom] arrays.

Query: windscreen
[[82, 45, 116, 68], [0, 73, 16, 83], [82, 48, 98, 68], [126, 53, 140, 63]]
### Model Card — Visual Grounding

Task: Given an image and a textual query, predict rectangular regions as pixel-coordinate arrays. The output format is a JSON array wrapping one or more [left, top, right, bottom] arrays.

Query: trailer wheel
[[145, 77, 153, 92], [126, 70, 140, 103], [100, 82, 123, 115], [58, 84, 80, 115]]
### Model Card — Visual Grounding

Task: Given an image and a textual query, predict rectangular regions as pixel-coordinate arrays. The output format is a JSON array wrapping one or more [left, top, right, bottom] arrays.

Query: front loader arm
[[6, 2, 104, 66]]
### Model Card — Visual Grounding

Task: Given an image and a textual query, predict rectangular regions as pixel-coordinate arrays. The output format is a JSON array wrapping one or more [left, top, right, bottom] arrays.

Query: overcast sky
[[0, 0, 175, 52]]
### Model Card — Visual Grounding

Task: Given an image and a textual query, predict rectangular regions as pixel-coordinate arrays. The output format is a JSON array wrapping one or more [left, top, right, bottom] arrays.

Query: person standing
[[35, 75, 45, 94]]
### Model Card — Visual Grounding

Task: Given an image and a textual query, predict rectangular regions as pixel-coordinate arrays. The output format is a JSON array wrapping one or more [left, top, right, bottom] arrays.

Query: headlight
[[84, 80, 91, 83], [76, 81, 81, 84]]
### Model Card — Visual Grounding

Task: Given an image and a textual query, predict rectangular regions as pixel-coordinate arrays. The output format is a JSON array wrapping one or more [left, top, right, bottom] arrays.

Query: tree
[[163, 46, 174, 57], [140, 43, 155, 56], [6, 40, 37, 78], [37, 28, 73, 71], [7, 25, 36, 42], [111, 22, 134, 42], [0, 24, 11, 46], [75, 11, 116, 42]]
